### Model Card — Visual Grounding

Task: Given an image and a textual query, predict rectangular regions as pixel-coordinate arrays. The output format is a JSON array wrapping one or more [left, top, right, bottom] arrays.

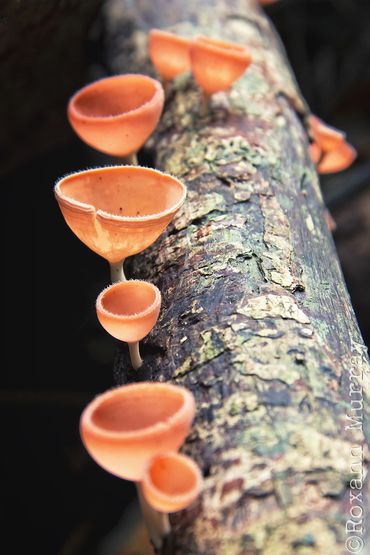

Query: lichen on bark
[[104, 1, 370, 553]]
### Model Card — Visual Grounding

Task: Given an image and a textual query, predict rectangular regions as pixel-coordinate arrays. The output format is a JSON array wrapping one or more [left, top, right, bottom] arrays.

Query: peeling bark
[[103, 1, 370, 553]]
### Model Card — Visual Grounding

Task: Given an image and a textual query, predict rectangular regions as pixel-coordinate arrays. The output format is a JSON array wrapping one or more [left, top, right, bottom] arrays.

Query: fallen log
[[102, 0, 370, 553]]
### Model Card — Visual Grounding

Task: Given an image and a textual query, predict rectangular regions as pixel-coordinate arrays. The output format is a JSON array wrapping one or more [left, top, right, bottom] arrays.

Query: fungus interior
[[92, 388, 184, 432], [72, 76, 158, 119], [148, 454, 197, 495], [59, 168, 184, 218], [101, 282, 157, 316]]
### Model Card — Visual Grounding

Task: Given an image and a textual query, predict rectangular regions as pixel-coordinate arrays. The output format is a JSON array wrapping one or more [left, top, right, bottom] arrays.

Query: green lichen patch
[[239, 293, 310, 324], [174, 190, 226, 231]]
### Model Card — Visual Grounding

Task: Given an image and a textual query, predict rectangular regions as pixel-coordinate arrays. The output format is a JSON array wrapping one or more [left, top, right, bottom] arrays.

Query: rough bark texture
[[103, 1, 370, 553]]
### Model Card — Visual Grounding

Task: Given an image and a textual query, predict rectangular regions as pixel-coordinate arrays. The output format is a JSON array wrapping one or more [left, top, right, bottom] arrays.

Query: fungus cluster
[[54, 39, 201, 550], [80, 383, 202, 548], [308, 114, 357, 174], [54, 24, 357, 550], [148, 30, 252, 113]]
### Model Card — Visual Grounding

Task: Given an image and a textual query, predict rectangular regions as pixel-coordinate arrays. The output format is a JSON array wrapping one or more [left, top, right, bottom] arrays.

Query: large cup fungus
[[67, 74, 164, 164], [96, 280, 161, 369], [308, 114, 357, 174], [148, 29, 191, 86], [80, 383, 201, 548], [190, 36, 252, 113], [54, 166, 187, 282]]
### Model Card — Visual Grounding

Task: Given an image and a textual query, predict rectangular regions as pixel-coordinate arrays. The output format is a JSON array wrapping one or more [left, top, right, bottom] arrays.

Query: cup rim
[[67, 74, 164, 123], [80, 383, 195, 441], [54, 165, 187, 224], [96, 279, 161, 322]]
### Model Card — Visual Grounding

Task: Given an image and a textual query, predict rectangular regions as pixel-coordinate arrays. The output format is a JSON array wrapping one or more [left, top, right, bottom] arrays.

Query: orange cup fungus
[[190, 36, 252, 96], [308, 114, 357, 174], [308, 115, 345, 152], [67, 74, 164, 162], [80, 382, 196, 482], [96, 280, 161, 369], [149, 29, 191, 83], [317, 141, 357, 174], [96, 280, 161, 344], [142, 452, 203, 513], [54, 166, 187, 282]]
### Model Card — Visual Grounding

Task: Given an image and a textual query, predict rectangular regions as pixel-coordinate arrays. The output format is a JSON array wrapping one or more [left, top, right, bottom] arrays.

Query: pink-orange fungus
[[80, 383, 196, 481], [96, 280, 161, 343], [190, 36, 252, 95], [308, 114, 345, 152], [142, 452, 203, 513], [318, 141, 357, 174], [54, 166, 186, 264], [309, 142, 321, 165], [308, 114, 357, 173], [149, 29, 191, 81], [67, 74, 164, 157]]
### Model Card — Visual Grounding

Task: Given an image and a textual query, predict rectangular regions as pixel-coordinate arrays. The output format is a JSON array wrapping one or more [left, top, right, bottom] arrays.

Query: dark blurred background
[[1, 1, 369, 554]]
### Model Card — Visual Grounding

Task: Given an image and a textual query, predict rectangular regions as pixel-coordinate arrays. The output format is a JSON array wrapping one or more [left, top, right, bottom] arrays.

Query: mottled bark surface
[[104, 1, 370, 553]]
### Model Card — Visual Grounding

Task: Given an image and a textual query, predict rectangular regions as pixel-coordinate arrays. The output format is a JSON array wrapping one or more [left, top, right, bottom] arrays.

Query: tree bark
[[103, 1, 370, 553]]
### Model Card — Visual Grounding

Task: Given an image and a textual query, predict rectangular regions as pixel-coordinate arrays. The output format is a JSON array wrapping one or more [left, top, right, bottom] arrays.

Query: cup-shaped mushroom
[[80, 383, 196, 481], [96, 280, 161, 343], [142, 453, 203, 513], [67, 74, 164, 158], [308, 115, 345, 153], [148, 29, 191, 82], [54, 166, 187, 278], [190, 36, 252, 96], [318, 141, 357, 174]]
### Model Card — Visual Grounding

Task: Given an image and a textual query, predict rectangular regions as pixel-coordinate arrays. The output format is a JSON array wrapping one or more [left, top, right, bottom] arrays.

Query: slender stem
[[136, 483, 170, 549], [110, 260, 126, 282], [125, 152, 138, 165], [128, 341, 143, 370], [200, 91, 210, 116]]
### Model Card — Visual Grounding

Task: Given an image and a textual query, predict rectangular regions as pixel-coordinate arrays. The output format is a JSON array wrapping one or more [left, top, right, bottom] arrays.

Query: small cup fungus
[[308, 115, 345, 152], [308, 114, 357, 174], [96, 280, 161, 369], [148, 29, 191, 85], [142, 452, 203, 513], [54, 166, 187, 282], [317, 141, 357, 174], [190, 36, 252, 112], [80, 383, 199, 548], [67, 74, 164, 164]]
